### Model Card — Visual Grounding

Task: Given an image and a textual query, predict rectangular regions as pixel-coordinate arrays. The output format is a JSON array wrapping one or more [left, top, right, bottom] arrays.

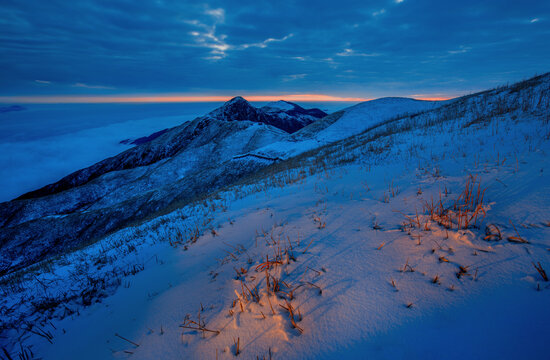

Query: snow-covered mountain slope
[[248, 97, 444, 160], [14, 98, 321, 202], [261, 100, 296, 111], [0, 98, 325, 275], [2, 73, 550, 359], [315, 97, 442, 142]]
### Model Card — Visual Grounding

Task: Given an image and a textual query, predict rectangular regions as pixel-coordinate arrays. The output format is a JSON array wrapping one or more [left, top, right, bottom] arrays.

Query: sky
[[0, 0, 549, 102]]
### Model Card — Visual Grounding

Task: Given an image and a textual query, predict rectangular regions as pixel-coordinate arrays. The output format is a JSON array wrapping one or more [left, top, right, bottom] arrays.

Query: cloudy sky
[[1, 0, 549, 101]]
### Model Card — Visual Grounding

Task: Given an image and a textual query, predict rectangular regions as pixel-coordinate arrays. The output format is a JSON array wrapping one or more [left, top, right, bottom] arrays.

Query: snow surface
[[251, 97, 444, 160], [261, 101, 296, 112], [10, 146, 550, 359], [315, 97, 442, 142], [2, 77, 550, 359]]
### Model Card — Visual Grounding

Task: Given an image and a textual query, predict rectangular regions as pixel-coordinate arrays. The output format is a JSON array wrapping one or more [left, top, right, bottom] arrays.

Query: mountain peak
[[206, 97, 326, 133], [226, 96, 249, 106], [221, 96, 254, 112], [207, 96, 258, 123]]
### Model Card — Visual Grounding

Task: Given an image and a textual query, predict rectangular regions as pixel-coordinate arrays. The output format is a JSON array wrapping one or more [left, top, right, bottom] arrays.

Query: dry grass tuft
[[313, 215, 326, 229], [302, 238, 315, 254], [255, 255, 283, 272], [456, 265, 470, 279], [507, 220, 529, 243], [390, 278, 398, 291], [233, 337, 240, 356], [115, 333, 140, 347], [180, 308, 220, 337], [533, 262, 548, 281], [421, 175, 487, 230], [279, 300, 304, 333], [401, 258, 415, 273], [484, 224, 502, 241]]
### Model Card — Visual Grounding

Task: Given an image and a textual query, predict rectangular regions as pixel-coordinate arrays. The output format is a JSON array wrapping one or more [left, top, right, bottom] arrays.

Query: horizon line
[[0, 94, 452, 104]]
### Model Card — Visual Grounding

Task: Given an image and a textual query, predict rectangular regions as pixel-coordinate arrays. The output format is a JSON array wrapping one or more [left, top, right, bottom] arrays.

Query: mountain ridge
[[15, 98, 325, 201], [1, 73, 548, 276]]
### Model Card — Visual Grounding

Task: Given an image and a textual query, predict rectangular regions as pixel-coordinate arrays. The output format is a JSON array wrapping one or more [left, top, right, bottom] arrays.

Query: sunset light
[[1, 1, 548, 359], [0, 94, 458, 104], [0, 94, 372, 104]]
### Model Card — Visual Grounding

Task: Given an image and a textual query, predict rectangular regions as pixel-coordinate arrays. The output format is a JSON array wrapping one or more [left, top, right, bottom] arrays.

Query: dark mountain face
[[210, 96, 262, 122], [209, 97, 326, 133]]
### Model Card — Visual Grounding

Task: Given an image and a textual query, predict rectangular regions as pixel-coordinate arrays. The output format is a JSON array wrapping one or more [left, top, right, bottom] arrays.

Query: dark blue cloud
[[1, 0, 549, 98]]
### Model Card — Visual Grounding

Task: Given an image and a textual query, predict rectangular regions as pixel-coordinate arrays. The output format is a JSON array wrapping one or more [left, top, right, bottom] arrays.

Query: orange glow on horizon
[[0, 94, 371, 104], [0, 94, 453, 104], [415, 97, 452, 101]]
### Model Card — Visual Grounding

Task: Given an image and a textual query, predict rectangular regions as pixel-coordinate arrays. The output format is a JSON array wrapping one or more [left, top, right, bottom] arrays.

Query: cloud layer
[[1, 0, 549, 98]]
